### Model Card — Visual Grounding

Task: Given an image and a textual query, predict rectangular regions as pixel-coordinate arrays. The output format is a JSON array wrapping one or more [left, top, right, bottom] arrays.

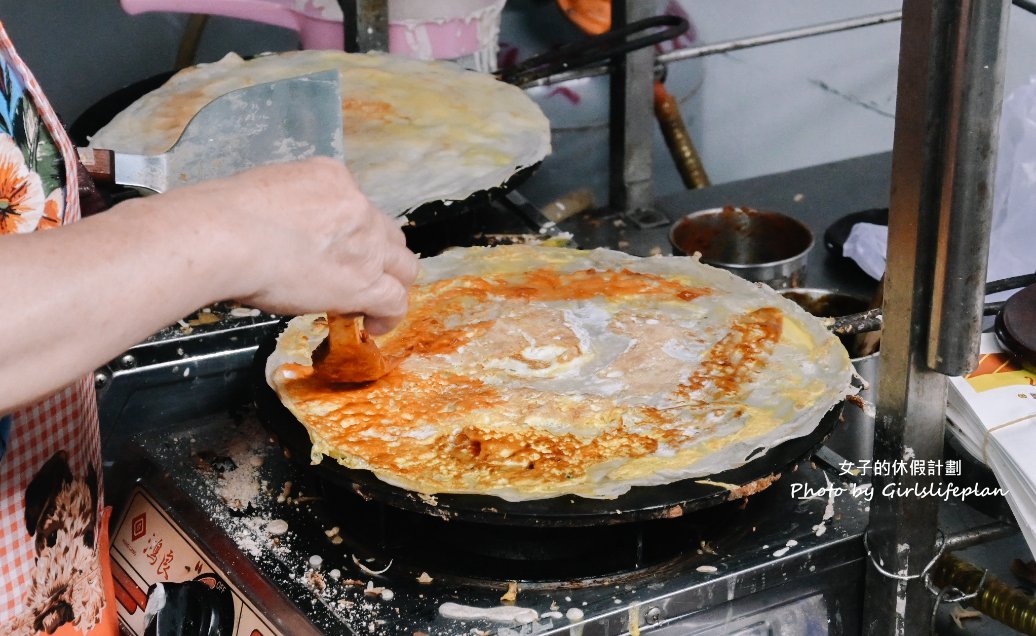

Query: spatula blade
[[161, 69, 344, 190]]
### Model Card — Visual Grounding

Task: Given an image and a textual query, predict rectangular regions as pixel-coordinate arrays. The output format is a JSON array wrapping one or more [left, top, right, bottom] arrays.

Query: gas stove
[[108, 404, 868, 636]]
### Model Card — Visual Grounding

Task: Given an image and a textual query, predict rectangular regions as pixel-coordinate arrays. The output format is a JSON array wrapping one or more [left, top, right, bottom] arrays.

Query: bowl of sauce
[[669, 206, 814, 289]]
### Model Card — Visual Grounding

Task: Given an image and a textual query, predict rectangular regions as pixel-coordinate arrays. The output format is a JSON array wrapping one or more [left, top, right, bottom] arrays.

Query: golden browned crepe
[[266, 246, 853, 500], [89, 50, 550, 217]]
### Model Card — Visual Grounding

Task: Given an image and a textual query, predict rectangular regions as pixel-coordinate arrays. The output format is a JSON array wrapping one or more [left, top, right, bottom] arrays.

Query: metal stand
[[609, 0, 656, 215], [339, 0, 388, 52], [862, 1, 1009, 633]]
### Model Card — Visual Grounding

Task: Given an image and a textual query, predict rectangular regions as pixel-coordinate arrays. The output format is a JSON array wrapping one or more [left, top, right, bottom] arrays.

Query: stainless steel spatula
[[78, 70, 344, 192]]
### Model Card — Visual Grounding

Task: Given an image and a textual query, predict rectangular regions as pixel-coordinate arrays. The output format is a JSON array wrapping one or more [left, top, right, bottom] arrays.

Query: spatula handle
[[77, 148, 115, 184]]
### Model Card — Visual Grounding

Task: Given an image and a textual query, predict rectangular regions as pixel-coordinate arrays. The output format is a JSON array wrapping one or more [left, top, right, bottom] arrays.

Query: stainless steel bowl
[[669, 206, 814, 289]]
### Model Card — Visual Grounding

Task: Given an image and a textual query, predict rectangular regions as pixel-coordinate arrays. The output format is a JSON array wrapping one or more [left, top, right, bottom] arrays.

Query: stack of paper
[[947, 332, 1036, 556]]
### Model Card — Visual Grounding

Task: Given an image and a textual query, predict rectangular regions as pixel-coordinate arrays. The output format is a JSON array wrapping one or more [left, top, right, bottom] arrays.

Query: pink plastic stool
[[120, 0, 505, 62]]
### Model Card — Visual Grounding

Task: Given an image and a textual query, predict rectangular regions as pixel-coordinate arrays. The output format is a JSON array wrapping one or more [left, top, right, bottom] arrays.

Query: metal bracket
[[339, 0, 389, 52], [622, 207, 670, 229]]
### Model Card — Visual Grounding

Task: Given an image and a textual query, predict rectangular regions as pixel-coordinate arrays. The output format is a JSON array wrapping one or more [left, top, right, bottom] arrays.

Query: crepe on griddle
[[266, 246, 853, 501], [89, 50, 550, 217]]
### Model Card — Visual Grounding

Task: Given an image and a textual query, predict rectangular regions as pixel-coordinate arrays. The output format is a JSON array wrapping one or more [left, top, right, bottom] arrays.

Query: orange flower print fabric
[[0, 21, 117, 636], [0, 43, 66, 235], [0, 134, 46, 234]]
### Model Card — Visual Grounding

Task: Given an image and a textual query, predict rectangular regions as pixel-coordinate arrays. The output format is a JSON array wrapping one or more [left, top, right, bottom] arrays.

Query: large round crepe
[[266, 246, 853, 501], [89, 51, 550, 217]]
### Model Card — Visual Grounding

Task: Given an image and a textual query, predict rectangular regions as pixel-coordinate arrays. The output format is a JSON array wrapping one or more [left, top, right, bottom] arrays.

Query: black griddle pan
[[252, 329, 842, 528]]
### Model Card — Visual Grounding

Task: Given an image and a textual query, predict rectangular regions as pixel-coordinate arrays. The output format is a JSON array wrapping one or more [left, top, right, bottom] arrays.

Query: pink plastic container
[[120, 0, 506, 65]]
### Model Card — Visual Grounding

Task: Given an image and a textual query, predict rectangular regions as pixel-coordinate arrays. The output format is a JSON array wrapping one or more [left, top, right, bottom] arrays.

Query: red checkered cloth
[[0, 21, 114, 635]]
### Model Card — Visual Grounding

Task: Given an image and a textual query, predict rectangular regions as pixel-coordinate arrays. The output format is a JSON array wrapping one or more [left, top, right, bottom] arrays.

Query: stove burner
[[318, 471, 793, 588]]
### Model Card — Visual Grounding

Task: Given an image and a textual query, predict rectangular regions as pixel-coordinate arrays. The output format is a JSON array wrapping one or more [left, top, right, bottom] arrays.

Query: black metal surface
[[496, 15, 688, 87], [252, 329, 842, 528], [995, 283, 1036, 367], [322, 460, 836, 585]]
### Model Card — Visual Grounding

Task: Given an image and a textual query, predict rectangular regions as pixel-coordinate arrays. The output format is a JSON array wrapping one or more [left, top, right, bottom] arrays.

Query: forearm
[[0, 197, 242, 412], [0, 158, 417, 413]]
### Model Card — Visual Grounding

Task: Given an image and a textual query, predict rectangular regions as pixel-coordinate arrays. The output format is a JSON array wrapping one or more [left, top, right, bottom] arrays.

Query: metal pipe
[[927, 0, 1010, 375], [608, 1, 656, 214], [1014, 0, 1036, 17], [932, 552, 1036, 634], [524, 11, 903, 89], [862, 1, 1010, 633], [943, 521, 1018, 551], [657, 10, 903, 64]]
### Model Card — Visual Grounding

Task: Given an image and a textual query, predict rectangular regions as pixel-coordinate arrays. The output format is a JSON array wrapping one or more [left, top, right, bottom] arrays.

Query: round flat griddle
[[252, 331, 841, 527], [70, 77, 540, 228]]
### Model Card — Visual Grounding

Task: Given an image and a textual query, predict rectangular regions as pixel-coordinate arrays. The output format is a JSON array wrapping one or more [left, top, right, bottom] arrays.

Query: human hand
[[162, 157, 418, 333]]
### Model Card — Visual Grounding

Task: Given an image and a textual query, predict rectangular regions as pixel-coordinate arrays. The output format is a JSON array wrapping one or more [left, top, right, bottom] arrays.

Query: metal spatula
[[78, 69, 344, 192]]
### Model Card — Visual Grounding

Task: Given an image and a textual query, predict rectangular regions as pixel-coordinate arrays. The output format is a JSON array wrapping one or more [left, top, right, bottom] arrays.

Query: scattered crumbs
[[267, 519, 289, 536], [542, 611, 563, 620], [566, 608, 584, 621], [772, 539, 797, 558], [304, 568, 326, 592], [309, 555, 323, 570], [793, 193, 805, 202], [549, 600, 559, 611], [416, 572, 434, 584], [230, 307, 261, 318], [696, 565, 718, 574], [501, 581, 519, 604], [325, 526, 341, 538], [613, 599, 622, 605], [564, 596, 572, 602], [330, 569, 341, 581], [277, 481, 293, 504], [352, 555, 393, 576]]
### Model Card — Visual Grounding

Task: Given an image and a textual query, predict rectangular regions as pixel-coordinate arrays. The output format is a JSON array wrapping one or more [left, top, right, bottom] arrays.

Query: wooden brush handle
[[77, 148, 115, 184]]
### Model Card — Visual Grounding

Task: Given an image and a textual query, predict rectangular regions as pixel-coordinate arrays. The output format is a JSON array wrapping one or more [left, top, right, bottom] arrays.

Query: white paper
[[842, 222, 888, 280]]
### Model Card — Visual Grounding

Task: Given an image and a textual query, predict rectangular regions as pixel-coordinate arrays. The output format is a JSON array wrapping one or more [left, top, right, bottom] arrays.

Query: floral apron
[[0, 22, 118, 636]]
